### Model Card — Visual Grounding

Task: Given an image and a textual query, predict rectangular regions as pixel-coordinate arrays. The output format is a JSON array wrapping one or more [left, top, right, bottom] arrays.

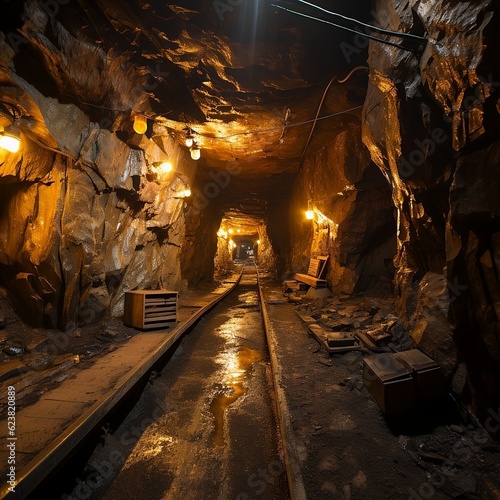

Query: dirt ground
[[1, 273, 500, 499], [0, 298, 132, 418], [262, 278, 500, 500]]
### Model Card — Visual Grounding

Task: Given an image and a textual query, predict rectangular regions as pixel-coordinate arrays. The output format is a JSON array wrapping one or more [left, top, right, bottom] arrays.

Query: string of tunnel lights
[[217, 225, 262, 253], [0, 68, 407, 188], [0, 92, 391, 210], [0, 100, 365, 155], [0, 103, 373, 224]]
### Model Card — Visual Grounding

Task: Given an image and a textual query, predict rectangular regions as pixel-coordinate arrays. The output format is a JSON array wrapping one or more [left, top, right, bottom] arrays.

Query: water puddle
[[210, 346, 261, 446], [237, 291, 259, 304]]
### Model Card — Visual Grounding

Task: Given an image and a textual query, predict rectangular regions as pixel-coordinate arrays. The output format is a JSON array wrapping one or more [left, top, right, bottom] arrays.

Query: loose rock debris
[[285, 289, 500, 499], [0, 296, 138, 416], [294, 292, 411, 354]]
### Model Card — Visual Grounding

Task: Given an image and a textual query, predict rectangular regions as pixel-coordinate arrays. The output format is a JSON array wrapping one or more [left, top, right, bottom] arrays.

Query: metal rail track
[[1, 269, 244, 499], [256, 266, 307, 500]]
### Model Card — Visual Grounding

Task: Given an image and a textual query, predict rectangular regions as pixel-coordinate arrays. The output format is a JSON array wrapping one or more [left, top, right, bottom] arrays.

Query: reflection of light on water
[[216, 317, 243, 339], [122, 433, 175, 470], [142, 435, 175, 458], [215, 292, 259, 339], [237, 291, 258, 304], [210, 346, 261, 446]]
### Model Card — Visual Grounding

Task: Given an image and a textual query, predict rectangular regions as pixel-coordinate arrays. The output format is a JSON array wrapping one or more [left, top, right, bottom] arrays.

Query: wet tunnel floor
[[83, 267, 289, 500]]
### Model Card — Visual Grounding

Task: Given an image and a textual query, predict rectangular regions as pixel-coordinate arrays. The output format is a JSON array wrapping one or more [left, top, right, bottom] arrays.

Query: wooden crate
[[393, 349, 445, 401], [123, 290, 178, 330], [363, 353, 417, 415]]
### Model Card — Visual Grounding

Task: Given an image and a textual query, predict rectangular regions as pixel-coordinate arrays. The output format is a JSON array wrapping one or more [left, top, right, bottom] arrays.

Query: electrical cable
[[298, 74, 337, 167], [292, 0, 426, 41], [58, 94, 173, 119], [338, 65, 369, 83], [22, 129, 76, 159], [14, 100, 365, 154], [192, 104, 364, 141], [299, 66, 368, 167], [271, 4, 422, 53]]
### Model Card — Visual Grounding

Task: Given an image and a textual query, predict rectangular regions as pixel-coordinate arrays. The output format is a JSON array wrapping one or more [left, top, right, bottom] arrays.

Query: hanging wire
[[23, 129, 76, 159], [191, 104, 364, 141], [299, 66, 368, 167], [58, 93, 173, 119], [293, 0, 426, 41], [271, 4, 423, 53]]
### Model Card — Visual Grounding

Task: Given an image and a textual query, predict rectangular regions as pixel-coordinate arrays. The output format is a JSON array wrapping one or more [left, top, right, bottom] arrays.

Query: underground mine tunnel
[[1, 0, 500, 499]]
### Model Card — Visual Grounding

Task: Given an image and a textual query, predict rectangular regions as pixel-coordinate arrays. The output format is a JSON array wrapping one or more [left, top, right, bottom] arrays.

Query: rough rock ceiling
[[1, 0, 371, 218]]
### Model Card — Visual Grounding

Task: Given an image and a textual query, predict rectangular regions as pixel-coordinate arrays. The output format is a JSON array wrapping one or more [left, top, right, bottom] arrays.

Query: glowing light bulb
[[133, 115, 148, 134], [305, 209, 314, 220], [228, 228, 234, 234], [190, 145, 200, 160], [256, 240, 261, 244], [158, 161, 173, 174], [0, 128, 21, 153]]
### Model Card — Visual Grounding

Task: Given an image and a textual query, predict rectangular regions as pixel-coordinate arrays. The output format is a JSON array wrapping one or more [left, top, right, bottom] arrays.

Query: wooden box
[[363, 353, 417, 415], [393, 349, 445, 400], [123, 290, 178, 330]]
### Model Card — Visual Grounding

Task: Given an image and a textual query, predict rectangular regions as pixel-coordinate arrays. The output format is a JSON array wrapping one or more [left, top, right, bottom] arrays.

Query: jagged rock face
[[0, 0, 370, 327], [288, 111, 396, 294], [362, 0, 500, 428], [0, 0, 203, 327], [1, 0, 370, 218], [0, 124, 195, 328]]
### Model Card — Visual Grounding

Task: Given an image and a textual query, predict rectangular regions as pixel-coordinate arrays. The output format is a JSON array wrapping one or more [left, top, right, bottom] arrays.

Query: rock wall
[[362, 0, 500, 428], [0, 2, 199, 329], [0, 117, 196, 329], [266, 198, 291, 279], [289, 111, 396, 295], [182, 202, 220, 286]]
